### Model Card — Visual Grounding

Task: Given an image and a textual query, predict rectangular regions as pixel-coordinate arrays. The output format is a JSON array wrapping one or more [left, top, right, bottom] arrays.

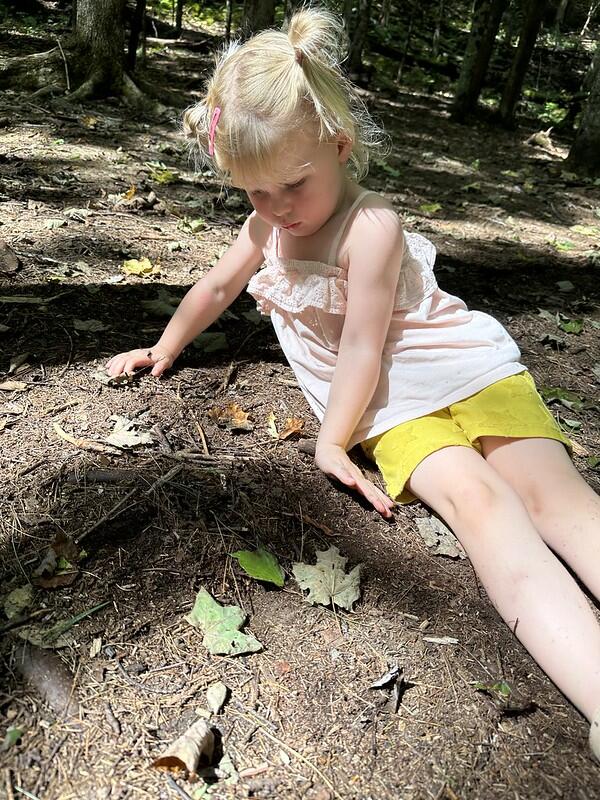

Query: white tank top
[[246, 190, 525, 448]]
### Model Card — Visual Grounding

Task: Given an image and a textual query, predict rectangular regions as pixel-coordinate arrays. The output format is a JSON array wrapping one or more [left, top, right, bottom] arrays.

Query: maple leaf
[[292, 546, 361, 611]]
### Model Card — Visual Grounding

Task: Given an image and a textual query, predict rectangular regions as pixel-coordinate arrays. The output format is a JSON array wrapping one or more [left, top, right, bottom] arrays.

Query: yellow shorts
[[360, 371, 571, 504]]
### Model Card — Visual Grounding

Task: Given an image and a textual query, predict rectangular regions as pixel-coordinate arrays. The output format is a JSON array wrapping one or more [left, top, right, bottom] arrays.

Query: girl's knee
[[438, 473, 520, 530]]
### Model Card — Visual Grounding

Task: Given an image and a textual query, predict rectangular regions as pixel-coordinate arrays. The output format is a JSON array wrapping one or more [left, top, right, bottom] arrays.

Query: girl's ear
[[337, 134, 353, 164]]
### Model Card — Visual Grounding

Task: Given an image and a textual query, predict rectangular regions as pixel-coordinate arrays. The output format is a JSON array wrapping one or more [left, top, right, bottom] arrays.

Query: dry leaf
[[292, 546, 361, 611], [208, 403, 253, 431], [0, 241, 21, 275], [105, 415, 154, 448], [0, 380, 27, 392], [91, 369, 136, 386], [122, 257, 159, 276], [206, 681, 229, 715], [80, 115, 99, 129], [8, 353, 29, 374], [152, 719, 214, 776], [266, 411, 278, 438], [32, 532, 80, 589], [415, 516, 466, 559], [571, 440, 589, 457], [279, 417, 304, 440]]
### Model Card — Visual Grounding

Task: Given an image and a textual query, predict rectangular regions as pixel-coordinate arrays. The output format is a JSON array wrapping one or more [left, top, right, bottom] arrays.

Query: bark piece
[[0, 242, 21, 275], [14, 643, 80, 718], [152, 719, 215, 776]]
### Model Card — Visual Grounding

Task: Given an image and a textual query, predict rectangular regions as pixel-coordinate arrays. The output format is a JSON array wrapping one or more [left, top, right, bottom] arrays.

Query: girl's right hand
[[105, 344, 175, 378]]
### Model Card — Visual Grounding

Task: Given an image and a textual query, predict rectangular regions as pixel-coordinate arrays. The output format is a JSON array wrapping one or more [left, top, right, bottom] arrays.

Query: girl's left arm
[[315, 203, 404, 518]]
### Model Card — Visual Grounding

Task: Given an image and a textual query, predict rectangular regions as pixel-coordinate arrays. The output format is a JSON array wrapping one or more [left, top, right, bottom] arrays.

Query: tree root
[[0, 48, 64, 91], [1, 47, 168, 112]]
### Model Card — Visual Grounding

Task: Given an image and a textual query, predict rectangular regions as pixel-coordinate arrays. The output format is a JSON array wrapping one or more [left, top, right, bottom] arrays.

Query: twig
[[0, 609, 46, 636], [4, 768, 14, 800], [55, 37, 70, 91], [191, 412, 209, 455], [166, 776, 194, 800], [76, 464, 184, 543], [14, 788, 41, 800], [230, 709, 342, 800]]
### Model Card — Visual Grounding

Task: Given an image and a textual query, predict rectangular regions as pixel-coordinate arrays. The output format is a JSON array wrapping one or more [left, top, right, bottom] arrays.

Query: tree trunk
[[225, 0, 234, 42], [127, 0, 147, 71], [451, 0, 508, 122], [554, 0, 570, 30], [72, 0, 126, 98], [498, 0, 549, 126], [175, 0, 184, 37], [432, 0, 444, 59], [348, 0, 372, 74], [242, 0, 276, 35], [567, 41, 600, 175]]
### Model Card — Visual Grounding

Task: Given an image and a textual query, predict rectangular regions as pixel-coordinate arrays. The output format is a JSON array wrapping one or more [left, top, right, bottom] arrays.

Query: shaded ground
[[1, 12, 600, 800]]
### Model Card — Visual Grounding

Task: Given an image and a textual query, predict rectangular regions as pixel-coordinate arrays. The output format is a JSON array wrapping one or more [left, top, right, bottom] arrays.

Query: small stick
[[55, 37, 70, 91], [76, 464, 183, 543], [4, 768, 14, 800], [191, 413, 210, 456], [166, 776, 193, 800], [14, 788, 41, 800]]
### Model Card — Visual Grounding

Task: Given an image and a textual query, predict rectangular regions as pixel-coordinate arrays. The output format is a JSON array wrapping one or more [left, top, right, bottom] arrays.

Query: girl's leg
[[480, 436, 600, 601], [406, 445, 600, 721]]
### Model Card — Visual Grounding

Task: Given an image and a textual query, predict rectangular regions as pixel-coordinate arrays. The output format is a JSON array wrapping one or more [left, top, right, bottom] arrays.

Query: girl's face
[[239, 133, 352, 237]]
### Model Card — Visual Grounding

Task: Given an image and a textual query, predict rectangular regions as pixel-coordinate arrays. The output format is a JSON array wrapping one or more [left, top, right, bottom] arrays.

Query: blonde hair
[[182, 7, 384, 185]]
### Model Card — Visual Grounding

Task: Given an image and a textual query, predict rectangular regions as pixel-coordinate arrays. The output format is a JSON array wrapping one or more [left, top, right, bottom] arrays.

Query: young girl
[[106, 8, 600, 758]]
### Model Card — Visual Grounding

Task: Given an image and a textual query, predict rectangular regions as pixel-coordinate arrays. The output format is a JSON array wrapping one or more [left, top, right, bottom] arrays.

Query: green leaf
[[231, 547, 284, 587], [185, 588, 262, 656], [549, 239, 576, 252], [558, 318, 583, 334], [192, 332, 228, 353], [587, 456, 600, 469], [145, 160, 179, 184], [2, 726, 24, 751], [292, 546, 361, 611], [539, 387, 585, 411], [418, 202, 442, 214], [142, 288, 181, 318], [556, 280, 575, 293], [560, 417, 581, 430], [570, 225, 600, 237], [4, 584, 34, 619]]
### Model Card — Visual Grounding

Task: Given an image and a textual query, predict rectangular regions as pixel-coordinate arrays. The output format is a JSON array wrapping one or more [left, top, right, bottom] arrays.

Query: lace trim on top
[[247, 230, 439, 315]]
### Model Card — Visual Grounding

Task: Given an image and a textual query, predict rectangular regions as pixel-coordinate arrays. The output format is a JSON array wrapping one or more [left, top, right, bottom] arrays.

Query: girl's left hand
[[315, 442, 395, 519]]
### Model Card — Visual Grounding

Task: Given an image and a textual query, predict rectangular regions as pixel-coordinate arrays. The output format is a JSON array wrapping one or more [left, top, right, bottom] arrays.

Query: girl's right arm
[[105, 212, 269, 377]]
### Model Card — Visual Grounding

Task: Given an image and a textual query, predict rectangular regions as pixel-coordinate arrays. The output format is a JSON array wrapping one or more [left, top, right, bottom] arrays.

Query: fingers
[[330, 463, 395, 519], [105, 350, 151, 377], [355, 475, 395, 518]]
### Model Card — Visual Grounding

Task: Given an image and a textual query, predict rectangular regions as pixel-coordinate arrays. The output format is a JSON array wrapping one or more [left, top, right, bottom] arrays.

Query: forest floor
[[1, 12, 600, 800]]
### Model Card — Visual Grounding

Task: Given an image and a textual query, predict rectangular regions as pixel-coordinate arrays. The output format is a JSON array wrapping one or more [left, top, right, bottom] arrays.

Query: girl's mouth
[[282, 222, 300, 230]]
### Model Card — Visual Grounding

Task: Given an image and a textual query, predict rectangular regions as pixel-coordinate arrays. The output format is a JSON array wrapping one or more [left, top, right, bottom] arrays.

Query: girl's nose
[[271, 194, 292, 218]]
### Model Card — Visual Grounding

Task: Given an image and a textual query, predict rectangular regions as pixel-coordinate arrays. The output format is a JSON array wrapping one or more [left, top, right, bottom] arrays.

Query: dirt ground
[[1, 13, 600, 800]]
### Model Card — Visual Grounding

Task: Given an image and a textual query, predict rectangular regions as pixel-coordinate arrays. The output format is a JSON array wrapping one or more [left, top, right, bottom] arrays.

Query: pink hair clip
[[208, 106, 221, 157]]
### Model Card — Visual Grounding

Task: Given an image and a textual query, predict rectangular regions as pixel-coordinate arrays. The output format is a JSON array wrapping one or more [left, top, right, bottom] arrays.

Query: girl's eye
[[287, 179, 305, 190]]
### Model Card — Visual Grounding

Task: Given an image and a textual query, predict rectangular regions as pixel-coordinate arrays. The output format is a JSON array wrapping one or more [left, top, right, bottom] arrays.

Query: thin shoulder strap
[[327, 189, 377, 265]]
